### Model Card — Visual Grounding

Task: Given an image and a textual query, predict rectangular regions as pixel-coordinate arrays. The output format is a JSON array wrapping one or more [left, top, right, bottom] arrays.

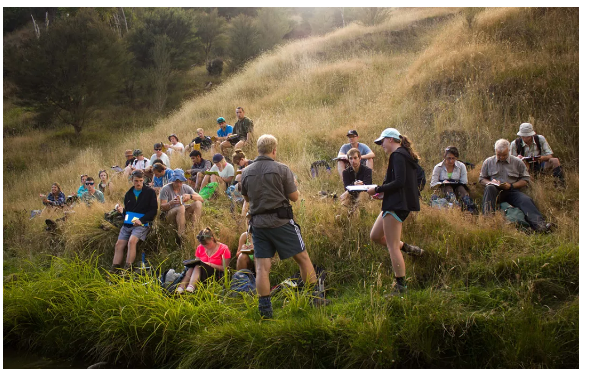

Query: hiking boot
[[384, 284, 408, 298], [258, 295, 273, 319], [108, 264, 121, 274], [401, 242, 425, 257], [535, 223, 555, 234]]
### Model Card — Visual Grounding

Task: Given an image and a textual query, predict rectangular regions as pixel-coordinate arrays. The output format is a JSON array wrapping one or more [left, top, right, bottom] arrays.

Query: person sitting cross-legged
[[151, 163, 174, 196], [186, 150, 213, 190], [175, 227, 231, 294], [110, 170, 158, 273], [81, 177, 105, 205], [199, 153, 235, 192], [340, 147, 373, 207], [159, 169, 204, 239]]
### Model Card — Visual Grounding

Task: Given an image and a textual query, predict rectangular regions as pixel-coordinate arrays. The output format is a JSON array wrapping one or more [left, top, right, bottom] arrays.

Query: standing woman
[[367, 128, 421, 297]]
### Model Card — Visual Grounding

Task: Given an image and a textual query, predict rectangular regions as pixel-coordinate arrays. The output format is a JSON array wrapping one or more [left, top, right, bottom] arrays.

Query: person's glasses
[[154, 149, 160, 151], [85, 182, 94, 186], [197, 234, 212, 242]]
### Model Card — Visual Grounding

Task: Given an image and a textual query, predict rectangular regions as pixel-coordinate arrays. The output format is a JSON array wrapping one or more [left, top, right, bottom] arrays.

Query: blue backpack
[[229, 269, 256, 296]]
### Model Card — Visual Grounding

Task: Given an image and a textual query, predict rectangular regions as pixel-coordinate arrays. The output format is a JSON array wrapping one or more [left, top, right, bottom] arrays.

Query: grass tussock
[[3, 7, 578, 367]]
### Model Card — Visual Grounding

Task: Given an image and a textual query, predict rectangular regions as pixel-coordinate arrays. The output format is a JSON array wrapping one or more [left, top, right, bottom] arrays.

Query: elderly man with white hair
[[479, 139, 552, 233]]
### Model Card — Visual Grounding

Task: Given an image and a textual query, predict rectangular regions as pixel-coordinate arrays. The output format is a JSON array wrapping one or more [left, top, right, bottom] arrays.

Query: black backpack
[[515, 136, 541, 157], [416, 163, 426, 192]]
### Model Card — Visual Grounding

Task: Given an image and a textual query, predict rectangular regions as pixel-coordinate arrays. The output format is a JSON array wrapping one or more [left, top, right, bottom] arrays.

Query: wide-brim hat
[[374, 128, 402, 145], [517, 123, 536, 137]]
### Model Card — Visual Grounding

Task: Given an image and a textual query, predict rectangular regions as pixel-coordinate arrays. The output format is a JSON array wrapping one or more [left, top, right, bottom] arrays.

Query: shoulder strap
[[514, 137, 524, 156], [534, 135, 542, 155]]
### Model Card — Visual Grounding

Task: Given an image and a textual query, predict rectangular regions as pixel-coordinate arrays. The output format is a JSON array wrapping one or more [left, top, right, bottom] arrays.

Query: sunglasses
[[85, 182, 94, 186], [154, 149, 161, 151], [196, 233, 212, 242]]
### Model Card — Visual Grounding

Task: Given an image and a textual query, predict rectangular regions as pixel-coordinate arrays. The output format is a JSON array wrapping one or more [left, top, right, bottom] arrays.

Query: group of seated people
[[336, 123, 562, 233]]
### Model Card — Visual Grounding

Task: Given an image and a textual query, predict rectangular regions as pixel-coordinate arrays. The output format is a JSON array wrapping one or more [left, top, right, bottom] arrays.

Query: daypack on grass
[[229, 269, 256, 296], [270, 265, 327, 297], [500, 202, 530, 228], [199, 182, 219, 200], [160, 267, 189, 294]]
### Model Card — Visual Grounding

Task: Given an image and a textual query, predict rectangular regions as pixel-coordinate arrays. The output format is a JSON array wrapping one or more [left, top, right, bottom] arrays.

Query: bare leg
[[199, 174, 210, 191], [236, 253, 252, 270], [235, 140, 246, 150], [292, 250, 317, 286], [125, 235, 140, 265], [383, 215, 405, 277], [365, 158, 374, 170], [166, 206, 186, 236], [113, 239, 127, 266], [370, 212, 405, 249], [255, 257, 272, 296]]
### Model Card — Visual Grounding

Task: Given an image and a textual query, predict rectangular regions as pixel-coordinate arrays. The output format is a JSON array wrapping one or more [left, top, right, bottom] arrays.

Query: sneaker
[[108, 264, 121, 274], [384, 284, 408, 298], [186, 285, 196, 293], [401, 243, 425, 257]]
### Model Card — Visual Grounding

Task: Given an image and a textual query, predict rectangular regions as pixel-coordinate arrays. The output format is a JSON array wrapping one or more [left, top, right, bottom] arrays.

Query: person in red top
[[176, 227, 231, 294]]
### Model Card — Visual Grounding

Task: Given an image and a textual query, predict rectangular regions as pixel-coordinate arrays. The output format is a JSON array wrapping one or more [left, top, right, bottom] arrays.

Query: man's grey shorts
[[118, 225, 150, 241], [252, 220, 306, 260]]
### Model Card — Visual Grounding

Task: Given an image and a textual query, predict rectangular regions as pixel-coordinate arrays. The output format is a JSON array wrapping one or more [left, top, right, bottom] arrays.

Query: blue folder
[[124, 212, 149, 227]]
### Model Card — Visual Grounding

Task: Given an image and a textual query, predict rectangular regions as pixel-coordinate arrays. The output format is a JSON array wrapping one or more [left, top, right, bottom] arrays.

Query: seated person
[[159, 169, 204, 238], [124, 149, 135, 168], [175, 227, 231, 294], [165, 134, 184, 155], [40, 182, 66, 208], [220, 107, 254, 155], [340, 147, 373, 206], [336, 130, 375, 177], [200, 153, 235, 191], [110, 170, 158, 272], [231, 148, 253, 187], [213, 117, 234, 151], [124, 149, 151, 177], [236, 227, 255, 272], [151, 163, 174, 195], [149, 143, 171, 168], [97, 170, 114, 195], [479, 139, 552, 233], [186, 150, 213, 190], [76, 174, 89, 198], [186, 128, 213, 152], [81, 177, 105, 204], [510, 122, 565, 186], [430, 146, 476, 212]]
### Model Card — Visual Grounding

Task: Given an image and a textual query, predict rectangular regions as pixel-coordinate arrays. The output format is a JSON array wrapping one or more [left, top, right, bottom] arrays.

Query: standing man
[[336, 130, 375, 177], [214, 117, 233, 151], [110, 170, 158, 272], [509, 122, 565, 186], [479, 139, 552, 233], [241, 134, 325, 319], [221, 107, 254, 155], [159, 169, 204, 238], [81, 177, 105, 204]]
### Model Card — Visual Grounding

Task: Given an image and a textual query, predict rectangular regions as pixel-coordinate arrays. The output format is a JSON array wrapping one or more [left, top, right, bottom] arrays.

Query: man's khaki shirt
[[233, 117, 254, 140], [479, 155, 531, 184]]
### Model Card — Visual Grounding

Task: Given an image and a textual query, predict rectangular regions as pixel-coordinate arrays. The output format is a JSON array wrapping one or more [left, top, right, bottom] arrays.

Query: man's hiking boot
[[258, 295, 273, 319], [108, 264, 121, 274], [401, 242, 425, 257], [384, 284, 408, 299], [535, 222, 555, 234]]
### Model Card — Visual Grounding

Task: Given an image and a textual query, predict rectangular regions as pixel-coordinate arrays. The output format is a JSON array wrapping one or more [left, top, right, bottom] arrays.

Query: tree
[[149, 35, 172, 113], [4, 8, 130, 134], [227, 14, 261, 69], [194, 9, 227, 64], [358, 8, 392, 26], [255, 8, 294, 51]]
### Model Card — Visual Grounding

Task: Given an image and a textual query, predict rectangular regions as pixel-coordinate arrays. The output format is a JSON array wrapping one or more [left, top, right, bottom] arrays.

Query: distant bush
[[207, 58, 224, 76]]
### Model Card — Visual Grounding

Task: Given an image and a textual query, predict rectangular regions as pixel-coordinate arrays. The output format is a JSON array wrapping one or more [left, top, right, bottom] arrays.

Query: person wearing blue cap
[[214, 117, 233, 151], [367, 128, 421, 297], [159, 168, 204, 238]]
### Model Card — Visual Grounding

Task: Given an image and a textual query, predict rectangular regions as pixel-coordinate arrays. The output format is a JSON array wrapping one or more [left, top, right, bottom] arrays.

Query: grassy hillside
[[3, 8, 578, 368]]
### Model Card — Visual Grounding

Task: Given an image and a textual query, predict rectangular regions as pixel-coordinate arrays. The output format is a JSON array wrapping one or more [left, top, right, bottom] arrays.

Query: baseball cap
[[346, 130, 358, 137], [374, 128, 402, 145], [213, 153, 224, 163], [217, 117, 226, 124], [172, 168, 187, 182], [133, 149, 143, 157]]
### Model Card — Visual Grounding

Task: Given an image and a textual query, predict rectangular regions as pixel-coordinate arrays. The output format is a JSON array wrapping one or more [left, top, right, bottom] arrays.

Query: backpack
[[159, 267, 189, 294], [416, 163, 426, 192], [310, 160, 331, 178], [198, 182, 219, 200], [104, 209, 124, 227], [500, 202, 530, 228], [229, 269, 256, 297], [515, 136, 542, 157], [225, 184, 244, 203]]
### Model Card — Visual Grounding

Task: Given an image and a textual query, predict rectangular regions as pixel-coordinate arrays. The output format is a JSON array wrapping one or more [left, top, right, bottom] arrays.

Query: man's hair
[[153, 163, 166, 173], [347, 148, 361, 158], [236, 106, 244, 112], [153, 158, 164, 165], [131, 170, 144, 180], [189, 150, 202, 158], [196, 128, 204, 133], [257, 134, 277, 155], [85, 176, 95, 182], [494, 139, 510, 152]]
